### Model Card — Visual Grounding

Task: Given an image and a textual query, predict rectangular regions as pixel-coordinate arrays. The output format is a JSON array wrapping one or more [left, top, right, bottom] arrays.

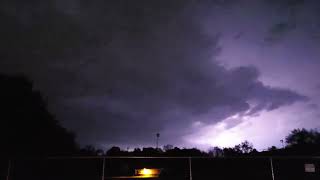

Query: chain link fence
[[1, 156, 319, 180]]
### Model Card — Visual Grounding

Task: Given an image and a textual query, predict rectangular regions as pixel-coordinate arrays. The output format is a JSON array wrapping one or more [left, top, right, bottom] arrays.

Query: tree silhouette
[[106, 146, 122, 156], [163, 144, 174, 152], [79, 145, 104, 156], [284, 128, 320, 155], [286, 128, 320, 146], [208, 146, 223, 157], [0, 73, 78, 157], [235, 141, 255, 154]]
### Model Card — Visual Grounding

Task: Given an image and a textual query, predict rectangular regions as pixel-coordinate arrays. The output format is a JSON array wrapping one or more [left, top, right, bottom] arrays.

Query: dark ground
[[1, 157, 319, 180]]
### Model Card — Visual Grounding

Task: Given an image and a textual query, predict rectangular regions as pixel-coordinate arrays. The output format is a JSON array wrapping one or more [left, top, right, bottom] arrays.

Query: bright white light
[[141, 168, 152, 175]]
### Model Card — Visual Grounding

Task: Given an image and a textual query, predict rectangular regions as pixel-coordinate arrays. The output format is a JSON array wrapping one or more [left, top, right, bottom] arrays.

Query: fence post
[[270, 157, 275, 180], [6, 159, 11, 180], [101, 158, 105, 180], [189, 157, 192, 180]]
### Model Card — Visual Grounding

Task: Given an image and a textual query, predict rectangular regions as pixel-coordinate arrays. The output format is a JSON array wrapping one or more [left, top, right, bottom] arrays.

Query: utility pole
[[156, 133, 160, 149], [189, 157, 192, 180], [6, 160, 11, 180], [270, 157, 275, 180], [101, 158, 105, 180]]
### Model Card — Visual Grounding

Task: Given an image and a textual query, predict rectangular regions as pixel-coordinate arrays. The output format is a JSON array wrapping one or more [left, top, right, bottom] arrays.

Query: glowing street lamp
[[135, 168, 161, 178]]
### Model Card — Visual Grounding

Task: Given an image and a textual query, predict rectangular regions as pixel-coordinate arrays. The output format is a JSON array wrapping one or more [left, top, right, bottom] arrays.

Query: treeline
[[78, 129, 320, 157], [1, 73, 320, 158], [78, 141, 257, 157]]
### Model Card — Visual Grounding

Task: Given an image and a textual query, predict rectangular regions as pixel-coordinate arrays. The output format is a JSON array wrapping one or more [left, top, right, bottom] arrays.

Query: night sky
[[1, 0, 320, 150]]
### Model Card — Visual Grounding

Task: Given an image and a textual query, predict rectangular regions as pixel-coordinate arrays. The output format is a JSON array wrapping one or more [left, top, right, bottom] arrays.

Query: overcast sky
[[1, 0, 320, 150]]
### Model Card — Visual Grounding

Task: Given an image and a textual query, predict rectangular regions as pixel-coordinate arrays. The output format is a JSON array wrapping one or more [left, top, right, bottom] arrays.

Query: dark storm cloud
[[264, 0, 320, 44], [266, 0, 305, 8], [264, 22, 296, 43], [0, 0, 308, 147]]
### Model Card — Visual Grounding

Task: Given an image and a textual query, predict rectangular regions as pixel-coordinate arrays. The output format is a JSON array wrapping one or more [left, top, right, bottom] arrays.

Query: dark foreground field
[[1, 157, 319, 180]]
